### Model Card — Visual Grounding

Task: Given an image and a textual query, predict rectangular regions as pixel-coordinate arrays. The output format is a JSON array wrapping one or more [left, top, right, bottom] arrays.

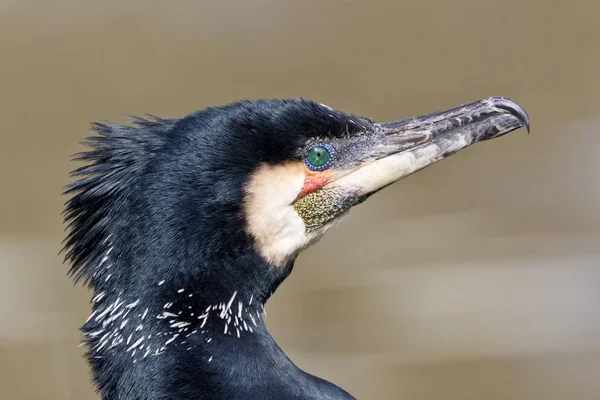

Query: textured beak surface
[[332, 96, 530, 198]]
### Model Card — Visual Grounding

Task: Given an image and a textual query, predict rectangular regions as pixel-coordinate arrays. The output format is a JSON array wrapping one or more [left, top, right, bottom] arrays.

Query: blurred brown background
[[1, 0, 599, 399]]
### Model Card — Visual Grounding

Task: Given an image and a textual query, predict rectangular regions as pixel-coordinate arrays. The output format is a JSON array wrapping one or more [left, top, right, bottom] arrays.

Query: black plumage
[[63, 97, 528, 399], [63, 99, 368, 399]]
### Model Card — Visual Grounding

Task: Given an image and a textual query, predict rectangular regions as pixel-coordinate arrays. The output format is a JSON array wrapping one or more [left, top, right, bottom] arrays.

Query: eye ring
[[304, 143, 335, 171]]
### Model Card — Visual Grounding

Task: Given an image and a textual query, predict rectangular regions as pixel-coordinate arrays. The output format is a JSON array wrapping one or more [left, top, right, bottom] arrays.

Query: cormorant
[[62, 96, 529, 399]]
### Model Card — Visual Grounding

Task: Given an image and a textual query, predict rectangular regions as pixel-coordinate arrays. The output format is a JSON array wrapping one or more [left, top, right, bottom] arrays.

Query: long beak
[[333, 96, 530, 197]]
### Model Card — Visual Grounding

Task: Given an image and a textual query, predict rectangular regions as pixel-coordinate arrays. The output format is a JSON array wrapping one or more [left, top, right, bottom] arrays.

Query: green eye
[[305, 144, 333, 170]]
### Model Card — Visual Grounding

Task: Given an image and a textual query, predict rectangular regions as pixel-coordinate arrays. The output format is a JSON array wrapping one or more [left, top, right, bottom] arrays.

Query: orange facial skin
[[298, 168, 332, 198]]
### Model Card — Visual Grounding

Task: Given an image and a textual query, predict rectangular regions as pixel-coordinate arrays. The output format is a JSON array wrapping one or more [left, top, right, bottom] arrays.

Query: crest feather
[[62, 115, 175, 284]]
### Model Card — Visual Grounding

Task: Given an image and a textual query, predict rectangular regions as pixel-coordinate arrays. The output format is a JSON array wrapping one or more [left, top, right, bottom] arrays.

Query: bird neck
[[83, 253, 354, 399]]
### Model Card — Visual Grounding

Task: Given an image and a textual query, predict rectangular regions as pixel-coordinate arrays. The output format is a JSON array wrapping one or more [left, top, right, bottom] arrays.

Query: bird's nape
[[62, 96, 529, 400]]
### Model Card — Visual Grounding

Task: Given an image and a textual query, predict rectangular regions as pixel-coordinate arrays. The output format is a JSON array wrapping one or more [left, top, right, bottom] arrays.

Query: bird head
[[64, 96, 528, 308]]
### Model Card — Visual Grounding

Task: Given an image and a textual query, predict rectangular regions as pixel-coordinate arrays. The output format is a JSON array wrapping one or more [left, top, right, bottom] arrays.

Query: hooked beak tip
[[489, 96, 530, 133]]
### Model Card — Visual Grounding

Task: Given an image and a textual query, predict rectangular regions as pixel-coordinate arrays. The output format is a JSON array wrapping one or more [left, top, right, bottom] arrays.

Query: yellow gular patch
[[243, 162, 335, 266]]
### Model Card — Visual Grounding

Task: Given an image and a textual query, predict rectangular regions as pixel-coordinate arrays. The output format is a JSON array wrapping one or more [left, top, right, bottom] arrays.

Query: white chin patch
[[243, 162, 335, 267]]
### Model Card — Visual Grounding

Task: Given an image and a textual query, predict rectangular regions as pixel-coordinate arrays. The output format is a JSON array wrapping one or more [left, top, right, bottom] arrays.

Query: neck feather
[[79, 241, 354, 400]]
